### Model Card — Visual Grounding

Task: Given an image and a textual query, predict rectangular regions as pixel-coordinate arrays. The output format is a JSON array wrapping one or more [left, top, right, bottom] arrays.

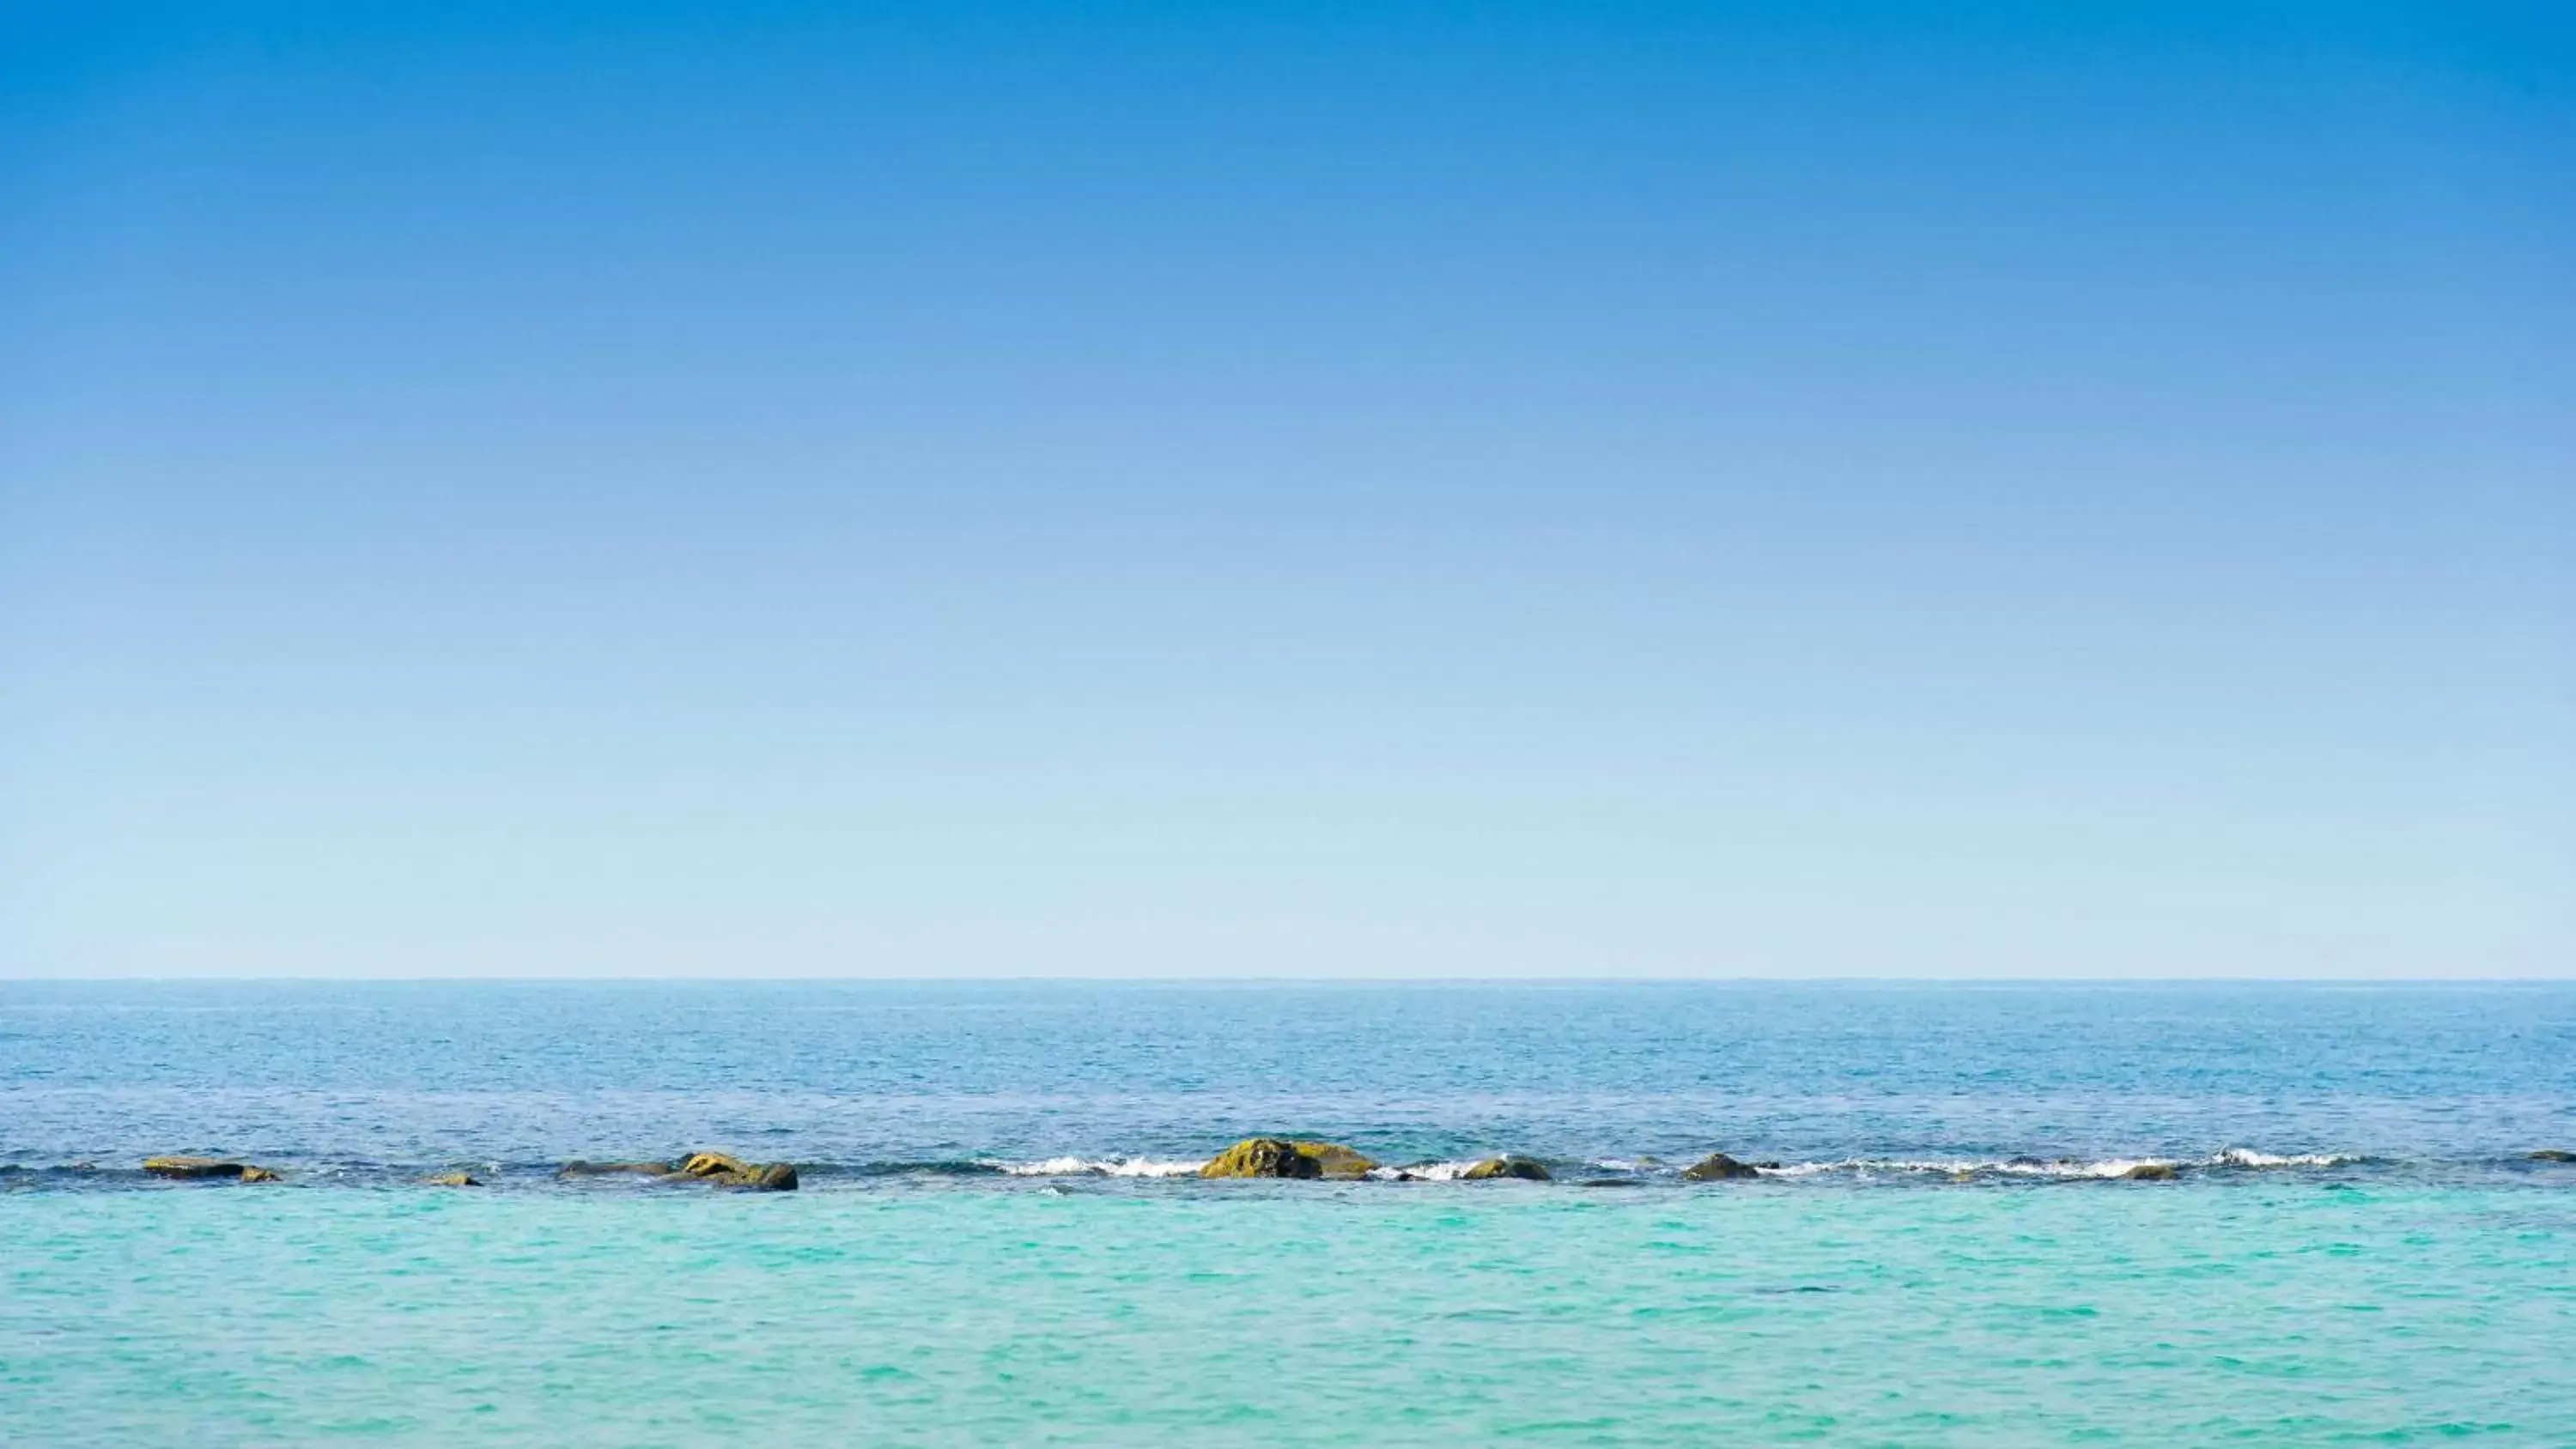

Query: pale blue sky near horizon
[[3, 2, 2570, 979]]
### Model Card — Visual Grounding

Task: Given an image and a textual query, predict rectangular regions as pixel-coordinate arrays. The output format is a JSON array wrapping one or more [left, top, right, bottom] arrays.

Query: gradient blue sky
[[3, 3, 2569, 978]]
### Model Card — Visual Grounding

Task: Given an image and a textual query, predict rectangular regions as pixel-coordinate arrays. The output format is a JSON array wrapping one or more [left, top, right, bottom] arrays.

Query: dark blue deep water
[[4, 980, 2571, 1179]]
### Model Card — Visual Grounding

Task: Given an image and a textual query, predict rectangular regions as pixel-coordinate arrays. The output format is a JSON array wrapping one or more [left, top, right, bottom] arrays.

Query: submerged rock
[[427, 1172, 482, 1187], [1464, 1155, 1552, 1181], [1682, 1153, 1763, 1182], [143, 1156, 278, 1182], [1200, 1137, 1321, 1179], [674, 1152, 798, 1191], [2123, 1163, 2178, 1181], [2529, 1149, 2576, 1163], [559, 1154, 795, 1190]]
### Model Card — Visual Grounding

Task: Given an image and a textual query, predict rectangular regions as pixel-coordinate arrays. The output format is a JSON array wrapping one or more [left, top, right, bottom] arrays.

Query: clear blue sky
[[3, 2, 2569, 978]]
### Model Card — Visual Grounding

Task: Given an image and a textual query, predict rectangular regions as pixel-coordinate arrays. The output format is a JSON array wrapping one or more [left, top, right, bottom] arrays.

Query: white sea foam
[[2214, 1149, 2358, 1168], [1749, 1160, 1839, 1178], [986, 1148, 2359, 1181], [1756, 1149, 2357, 1179], [995, 1157, 1210, 1178], [1367, 1161, 1486, 1181], [1751, 1157, 2163, 1179]]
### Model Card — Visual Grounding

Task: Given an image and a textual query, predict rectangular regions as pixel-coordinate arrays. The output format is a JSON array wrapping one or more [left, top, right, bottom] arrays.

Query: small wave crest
[[2212, 1148, 2359, 1168], [1751, 1157, 2162, 1179], [1364, 1160, 1487, 1181], [1, 1146, 2379, 1189], [1758, 1149, 2360, 1179], [992, 1157, 1210, 1178]]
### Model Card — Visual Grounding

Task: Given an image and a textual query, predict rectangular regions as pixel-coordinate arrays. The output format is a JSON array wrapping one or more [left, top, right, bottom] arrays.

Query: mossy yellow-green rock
[[2530, 1149, 2576, 1163], [663, 1153, 797, 1190], [1291, 1142, 1377, 1179], [143, 1156, 276, 1181], [1464, 1155, 1552, 1181], [2123, 1163, 2178, 1180], [1196, 1138, 1375, 1179], [1682, 1152, 1763, 1182], [1200, 1137, 1320, 1179], [427, 1172, 481, 1186]]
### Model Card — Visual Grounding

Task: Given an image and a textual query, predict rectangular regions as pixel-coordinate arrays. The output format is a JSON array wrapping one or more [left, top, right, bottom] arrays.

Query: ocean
[[3, 980, 2572, 1444]]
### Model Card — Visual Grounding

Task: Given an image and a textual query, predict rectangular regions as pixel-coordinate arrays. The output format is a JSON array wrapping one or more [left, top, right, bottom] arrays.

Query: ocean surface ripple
[[6, 982, 2574, 1445]]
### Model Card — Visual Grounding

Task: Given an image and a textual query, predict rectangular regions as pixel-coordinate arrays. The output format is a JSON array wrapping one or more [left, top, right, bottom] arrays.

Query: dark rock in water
[[2123, 1163, 2178, 1180], [556, 1154, 795, 1190], [1576, 1177, 1646, 1188], [557, 1160, 675, 1179], [1682, 1153, 1763, 1182], [427, 1172, 481, 1187], [1200, 1137, 1323, 1179], [659, 1153, 799, 1191], [680, 1158, 799, 1189], [143, 1156, 278, 1182], [1464, 1155, 1552, 1181], [143, 1155, 241, 1179], [2528, 1149, 2576, 1163]]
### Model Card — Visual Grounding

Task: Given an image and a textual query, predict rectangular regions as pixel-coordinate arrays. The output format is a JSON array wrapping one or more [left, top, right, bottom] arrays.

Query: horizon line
[[3, 974, 2570, 986]]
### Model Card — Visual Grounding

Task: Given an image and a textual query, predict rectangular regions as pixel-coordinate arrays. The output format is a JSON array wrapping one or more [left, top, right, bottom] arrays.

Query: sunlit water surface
[[4, 981, 2572, 1444]]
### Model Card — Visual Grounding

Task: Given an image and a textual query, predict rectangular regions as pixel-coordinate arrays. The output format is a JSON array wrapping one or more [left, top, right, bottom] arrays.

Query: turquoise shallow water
[[7, 1181, 2572, 1445], [4, 982, 2574, 1443]]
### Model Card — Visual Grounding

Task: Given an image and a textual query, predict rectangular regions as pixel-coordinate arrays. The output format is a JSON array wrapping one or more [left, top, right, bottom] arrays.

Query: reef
[[143, 1156, 281, 1182], [675, 1153, 799, 1191], [1200, 1138, 1376, 1179], [558, 1154, 797, 1191]]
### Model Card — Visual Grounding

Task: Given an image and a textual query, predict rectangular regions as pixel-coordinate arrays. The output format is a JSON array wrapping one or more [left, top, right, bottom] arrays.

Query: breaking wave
[[991, 1157, 1211, 1178], [1365, 1161, 1486, 1181], [0, 1147, 2391, 1191], [1757, 1149, 2364, 1179]]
